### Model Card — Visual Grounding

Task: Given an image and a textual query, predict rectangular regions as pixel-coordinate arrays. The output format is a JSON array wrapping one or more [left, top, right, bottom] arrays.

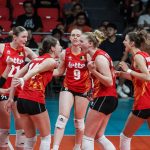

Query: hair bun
[[93, 30, 105, 44]]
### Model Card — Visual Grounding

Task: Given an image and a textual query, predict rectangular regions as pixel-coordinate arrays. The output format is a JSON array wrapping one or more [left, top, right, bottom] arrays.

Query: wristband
[[127, 69, 132, 73], [19, 78, 25, 89]]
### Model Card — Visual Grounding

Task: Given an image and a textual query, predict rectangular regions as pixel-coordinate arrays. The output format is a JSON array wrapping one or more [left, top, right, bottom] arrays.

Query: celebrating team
[[0, 25, 149, 150]]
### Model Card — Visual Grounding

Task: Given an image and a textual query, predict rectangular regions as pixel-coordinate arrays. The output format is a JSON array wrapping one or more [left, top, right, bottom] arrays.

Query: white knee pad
[[120, 132, 131, 150], [15, 129, 26, 147], [74, 118, 85, 131], [82, 135, 94, 150], [55, 115, 68, 129], [96, 135, 116, 150], [24, 136, 37, 150], [0, 129, 9, 147], [39, 134, 51, 150]]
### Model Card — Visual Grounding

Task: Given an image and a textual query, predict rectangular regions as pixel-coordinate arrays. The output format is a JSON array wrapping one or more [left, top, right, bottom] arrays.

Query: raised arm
[[22, 58, 56, 82], [53, 50, 66, 76]]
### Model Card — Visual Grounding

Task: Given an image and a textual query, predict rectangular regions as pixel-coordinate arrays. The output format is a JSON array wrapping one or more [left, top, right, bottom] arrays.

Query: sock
[[82, 135, 94, 150], [120, 133, 131, 150], [96, 135, 116, 150], [73, 144, 81, 150], [53, 145, 59, 150]]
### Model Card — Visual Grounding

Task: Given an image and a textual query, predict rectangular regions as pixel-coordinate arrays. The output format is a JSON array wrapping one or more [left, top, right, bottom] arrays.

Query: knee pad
[[39, 134, 51, 150], [15, 129, 26, 147], [55, 115, 68, 129], [74, 118, 85, 131], [0, 128, 9, 147], [24, 136, 37, 150]]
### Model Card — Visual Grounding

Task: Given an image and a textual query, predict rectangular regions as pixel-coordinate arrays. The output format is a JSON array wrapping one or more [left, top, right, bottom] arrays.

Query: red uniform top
[[131, 51, 150, 110], [63, 47, 91, 93], [18, 53, 53, 104], [91, 49, 117, 98], [0, 43, 25, 96]]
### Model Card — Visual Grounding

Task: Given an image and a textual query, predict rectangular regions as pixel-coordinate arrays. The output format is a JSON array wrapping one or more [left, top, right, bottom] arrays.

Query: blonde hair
[[83, 30, 105, 47]]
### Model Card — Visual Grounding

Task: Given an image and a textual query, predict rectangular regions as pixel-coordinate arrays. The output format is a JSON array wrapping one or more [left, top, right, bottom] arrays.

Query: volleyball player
[[52, 29, 91, 150], [0, 26, 37, 149], [6, 36, 62, 150], [80, 30, 117, 150], [117, 30, 150, 150]]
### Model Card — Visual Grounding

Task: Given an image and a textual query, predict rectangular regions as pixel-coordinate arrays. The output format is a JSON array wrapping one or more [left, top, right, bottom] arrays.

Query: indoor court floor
[[9, 97, 150, 150]]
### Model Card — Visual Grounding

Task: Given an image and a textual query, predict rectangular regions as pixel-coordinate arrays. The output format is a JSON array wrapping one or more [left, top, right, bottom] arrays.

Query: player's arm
[[0, 44, 4, 57], [24, 47, 38, 60], [88, 55, 113, 87], [53, 51, 66, 76], [119, 55, 150, 81], [22, 58, 56, 82]]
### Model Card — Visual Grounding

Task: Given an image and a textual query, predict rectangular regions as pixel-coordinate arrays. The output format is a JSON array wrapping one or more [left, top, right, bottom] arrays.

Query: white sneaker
[[118, 90, 128, 98], [117, 86, 128, 98], [122, 84, 130, 94]]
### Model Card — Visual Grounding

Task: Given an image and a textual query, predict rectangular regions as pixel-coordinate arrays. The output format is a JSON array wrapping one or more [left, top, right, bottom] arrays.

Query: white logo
[[68, 62, 85, 69], [7, 50, 10, 54]]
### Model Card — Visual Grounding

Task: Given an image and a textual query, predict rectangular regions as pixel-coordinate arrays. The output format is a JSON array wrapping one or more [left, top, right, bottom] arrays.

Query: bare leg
[[53, 91, 74, 149], [73, 96, 89, 150], [120, 112, 145, 150]]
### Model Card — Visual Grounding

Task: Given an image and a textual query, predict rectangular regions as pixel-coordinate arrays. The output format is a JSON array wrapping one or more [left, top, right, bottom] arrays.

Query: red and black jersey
[[91, 49, 117, 98], [63, 47, 91, 93], [0, 43, 25, 96], [131, 51, 150, 110], [18, 53, 53, 104]]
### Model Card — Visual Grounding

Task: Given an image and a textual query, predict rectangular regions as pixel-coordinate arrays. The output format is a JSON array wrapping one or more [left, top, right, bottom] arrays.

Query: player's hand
[[0, 88, 10, 94], [87, 61, 96, 72], [5, 98, 14, 113], [6, 57, 14, 66], [118, 61, 129, 72]]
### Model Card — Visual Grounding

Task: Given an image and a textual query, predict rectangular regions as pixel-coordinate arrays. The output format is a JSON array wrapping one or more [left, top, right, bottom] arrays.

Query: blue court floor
[[10, 97, 150, 135]]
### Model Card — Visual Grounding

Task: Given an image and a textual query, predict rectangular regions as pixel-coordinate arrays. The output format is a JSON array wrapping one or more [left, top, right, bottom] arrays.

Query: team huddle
[[0, 26, 150, 150]]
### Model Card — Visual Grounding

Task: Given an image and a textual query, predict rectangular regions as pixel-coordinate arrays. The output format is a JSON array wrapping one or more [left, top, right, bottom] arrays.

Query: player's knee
[[15, 129, 26, 147], [0, 128, 9, 147], [55, 115, 68, 129], [39, 134, 51, 150], [24, 136, 37, 149], [74, 118, 85, 131]]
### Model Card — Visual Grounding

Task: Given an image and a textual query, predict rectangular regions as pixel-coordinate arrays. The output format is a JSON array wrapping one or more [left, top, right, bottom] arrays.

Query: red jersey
[[91, 49, 117, 98], [0, 43, 25, 96], [63, 47, 91, 93], [131, 51, 150, 110], [18, 53, 53, 104]]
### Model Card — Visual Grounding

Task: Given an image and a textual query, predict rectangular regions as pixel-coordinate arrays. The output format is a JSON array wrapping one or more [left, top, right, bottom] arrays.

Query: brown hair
[[41, 36, 58, 55], [127, 30, 148, 48], [12, 26, 27, 36]]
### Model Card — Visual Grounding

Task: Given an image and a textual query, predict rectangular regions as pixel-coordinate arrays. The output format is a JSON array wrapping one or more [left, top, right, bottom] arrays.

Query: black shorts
[[0, 95, 18, 102], [132, 109, 150, 119], [90, 96, 118, 115], [17, 98, 46, 115], [61, 86, 89, 98]]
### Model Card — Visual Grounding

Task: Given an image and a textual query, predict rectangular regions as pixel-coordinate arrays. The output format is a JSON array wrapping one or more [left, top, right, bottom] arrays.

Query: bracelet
[[127, 69, 132, 73]]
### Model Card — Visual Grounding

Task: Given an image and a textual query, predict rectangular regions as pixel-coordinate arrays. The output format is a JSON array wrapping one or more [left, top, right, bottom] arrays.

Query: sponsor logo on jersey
[[7, 50, 11, 54], [68, 62, 85, 68], [68, 56, 72, 60], [80, 56, 85, 61], [6, 56, 24, 64], [19, 51, 24, 56]]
